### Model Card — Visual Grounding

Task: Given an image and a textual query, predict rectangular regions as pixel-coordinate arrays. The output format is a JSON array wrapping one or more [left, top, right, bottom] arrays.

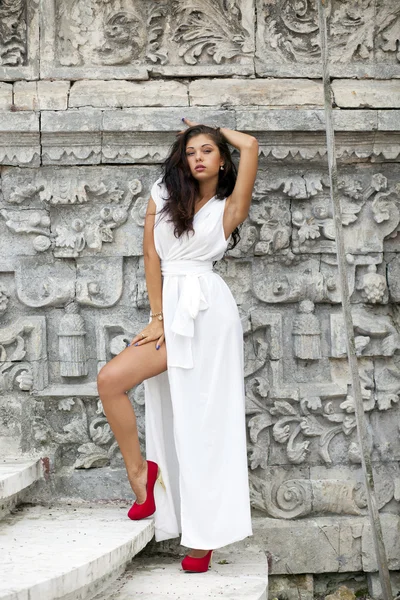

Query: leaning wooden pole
[[317, 2, 393, 599]]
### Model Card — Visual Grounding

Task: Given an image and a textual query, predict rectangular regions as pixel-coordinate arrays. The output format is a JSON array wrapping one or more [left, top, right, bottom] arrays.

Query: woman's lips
[[195, 166, 206, 171]]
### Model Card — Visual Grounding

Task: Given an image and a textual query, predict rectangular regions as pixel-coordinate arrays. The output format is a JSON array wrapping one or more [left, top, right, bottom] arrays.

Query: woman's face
[[185, 134, 224, 180]]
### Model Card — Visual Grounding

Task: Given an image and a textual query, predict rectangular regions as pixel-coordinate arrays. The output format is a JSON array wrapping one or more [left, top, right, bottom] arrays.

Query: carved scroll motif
[[249, 472, 396, 518], [258, 0, 400, 69]]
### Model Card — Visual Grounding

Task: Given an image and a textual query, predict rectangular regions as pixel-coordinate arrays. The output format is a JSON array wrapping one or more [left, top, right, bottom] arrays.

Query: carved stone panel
[[256, 0, 400, 78], [0, 166, 152, 258], [0, 0, 39, 80], [41, 0, 255, 79]]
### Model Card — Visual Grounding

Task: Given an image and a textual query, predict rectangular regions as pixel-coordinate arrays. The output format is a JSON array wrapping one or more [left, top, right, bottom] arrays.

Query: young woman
[[97, 118, 259, 572]]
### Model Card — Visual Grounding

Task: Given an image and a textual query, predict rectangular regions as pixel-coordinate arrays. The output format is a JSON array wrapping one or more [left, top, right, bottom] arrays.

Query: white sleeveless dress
[[143, 177, 253, 550]]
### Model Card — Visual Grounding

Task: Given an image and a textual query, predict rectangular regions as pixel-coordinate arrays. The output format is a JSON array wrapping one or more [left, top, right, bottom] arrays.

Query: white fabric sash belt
[[161, 260, 214, 369]]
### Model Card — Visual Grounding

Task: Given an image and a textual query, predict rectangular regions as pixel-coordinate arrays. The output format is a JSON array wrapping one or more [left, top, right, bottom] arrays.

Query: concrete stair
[[94, 542, 268, 600], [0, 459, 268, 600], [0, 504, 154, 600], [0, 458, 44, 518]]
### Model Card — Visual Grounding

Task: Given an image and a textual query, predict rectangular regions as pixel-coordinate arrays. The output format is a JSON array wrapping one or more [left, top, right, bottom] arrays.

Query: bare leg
[[97, 342, 167, 504]]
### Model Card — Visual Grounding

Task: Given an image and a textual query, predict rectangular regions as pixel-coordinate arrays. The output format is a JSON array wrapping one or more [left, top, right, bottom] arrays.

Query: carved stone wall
[[0, 0, 400, 575]]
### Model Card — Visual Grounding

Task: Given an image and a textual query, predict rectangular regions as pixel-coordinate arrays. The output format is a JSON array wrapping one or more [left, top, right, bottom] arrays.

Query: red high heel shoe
[[181, 550, 213, 573], [127, 460, 165, 520]]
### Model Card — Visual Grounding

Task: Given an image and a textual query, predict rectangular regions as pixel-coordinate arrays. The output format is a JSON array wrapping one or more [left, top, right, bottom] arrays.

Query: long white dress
[[143, 177, 253, 550]]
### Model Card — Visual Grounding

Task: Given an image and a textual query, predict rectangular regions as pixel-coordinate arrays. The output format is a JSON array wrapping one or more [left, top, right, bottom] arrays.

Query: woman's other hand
[[130, 320, 165, 350]]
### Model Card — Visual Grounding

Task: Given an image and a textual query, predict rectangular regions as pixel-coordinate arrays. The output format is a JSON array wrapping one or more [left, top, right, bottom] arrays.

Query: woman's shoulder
[[150, 176, 168, 209]]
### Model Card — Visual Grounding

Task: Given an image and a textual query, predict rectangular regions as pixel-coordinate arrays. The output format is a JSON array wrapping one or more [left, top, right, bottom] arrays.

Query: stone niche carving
[[41, 0, 254, 78], [256, 0, 400, 78]]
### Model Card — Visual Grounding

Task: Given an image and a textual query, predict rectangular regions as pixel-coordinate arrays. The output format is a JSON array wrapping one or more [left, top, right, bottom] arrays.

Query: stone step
[[0, 458, 43, 519], [0, 504, 154, 600], [94, 542, 268, 600]]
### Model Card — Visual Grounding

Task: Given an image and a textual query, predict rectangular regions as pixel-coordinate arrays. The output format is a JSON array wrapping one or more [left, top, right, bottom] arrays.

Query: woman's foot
[[127, 460, 163, 521], [127, 460, 148, 504], [187, 549, 210, 558], [181, 549, 213, 572]]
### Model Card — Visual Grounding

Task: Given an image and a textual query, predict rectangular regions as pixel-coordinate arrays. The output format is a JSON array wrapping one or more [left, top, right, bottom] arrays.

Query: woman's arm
[[130, 196, 165, 348], [143, 197, 163, 316], [218, 126, 258, 219]]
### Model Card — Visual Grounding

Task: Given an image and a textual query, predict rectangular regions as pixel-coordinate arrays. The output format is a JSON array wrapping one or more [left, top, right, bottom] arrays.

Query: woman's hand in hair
[[129, 320, 165, 350], [176, 117, 198, 135]]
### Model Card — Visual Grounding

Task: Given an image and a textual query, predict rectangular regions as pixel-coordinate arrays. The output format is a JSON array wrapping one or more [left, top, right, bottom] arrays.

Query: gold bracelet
[[150, 311, 163, 321]]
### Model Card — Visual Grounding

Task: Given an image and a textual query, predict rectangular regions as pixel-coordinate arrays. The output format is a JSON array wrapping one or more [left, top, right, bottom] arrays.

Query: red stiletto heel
[[181, 550, 213, 573], [127, 460, 165, 520]]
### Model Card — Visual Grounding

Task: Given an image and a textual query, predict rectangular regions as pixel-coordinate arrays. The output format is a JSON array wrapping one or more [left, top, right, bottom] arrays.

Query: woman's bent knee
[[97, 365, 121, 397]]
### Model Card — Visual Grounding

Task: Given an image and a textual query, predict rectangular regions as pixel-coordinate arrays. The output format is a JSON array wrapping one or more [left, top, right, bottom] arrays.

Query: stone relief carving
[[0, 0, 27, 67], [0, 317, 47, 393], [15, 258, 75, 308], [249, 469, 397, 519], [244, 298, 400, 483], [331, 308, 400, 358], [58, 301, 88, 377], [358, 264, 387, 304], [257, 0, 400, 75], [42, 0, 254, 76], [0, 176, 142, 256], [172, 0, 253, 64], [251, 171, 400, 257], [32, 333, 145, 469], [292, 300, 321, 360], [56, 0, 167, 67], [76, 257, 123, 307], [33, 397, 120, 469], [251, 255, 350, 304]]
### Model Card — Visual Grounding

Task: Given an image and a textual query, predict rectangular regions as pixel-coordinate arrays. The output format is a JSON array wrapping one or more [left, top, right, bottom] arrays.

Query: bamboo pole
[[317, 2, 392, 599]]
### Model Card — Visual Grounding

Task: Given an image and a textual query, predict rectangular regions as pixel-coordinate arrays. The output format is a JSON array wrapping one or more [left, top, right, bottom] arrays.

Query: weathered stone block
[[38, 81, 70, 110], [0, 112, 40, 167], [362, 514, 400, 571], [332, 80, 400, 109], [13, 82, 38, 111], [41, 110, 102, 165], [190, 79, 324, 107], [378, 110, 400, 131], [252, 516, 364, 574], [0, 83, 13, 110], [69, 80, 188, 108], [101, 108, 235, 163]]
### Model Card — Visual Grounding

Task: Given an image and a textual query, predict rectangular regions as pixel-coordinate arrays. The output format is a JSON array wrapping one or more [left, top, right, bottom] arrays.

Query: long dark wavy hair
[[155, 124, 241, 251]]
